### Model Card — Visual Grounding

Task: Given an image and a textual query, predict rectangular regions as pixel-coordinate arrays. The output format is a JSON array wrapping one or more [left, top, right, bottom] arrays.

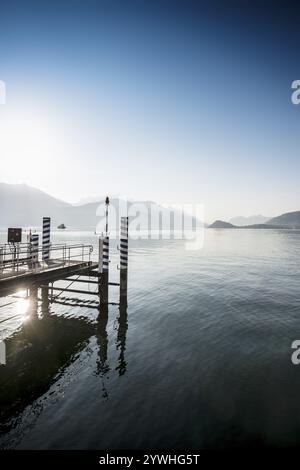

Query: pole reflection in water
[[116, 299, 128, 376], [96, 306, 110, 399], [95, 298, 129, 398]]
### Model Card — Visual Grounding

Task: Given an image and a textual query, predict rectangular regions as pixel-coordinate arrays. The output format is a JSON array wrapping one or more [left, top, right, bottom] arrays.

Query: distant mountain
[[73, 195, 106, 206], [242, 223, 286, 229], [0, 183, 203, 231], [0, 183, 71, 227], [209, 220, 287, 229], [267, 211, 300, 227], [209, 220, 236, 228], [229, 215, 270, 226]]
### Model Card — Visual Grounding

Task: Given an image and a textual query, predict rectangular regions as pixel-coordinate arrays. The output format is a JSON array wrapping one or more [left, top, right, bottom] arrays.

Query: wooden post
[[42, 217, 51, 263], [119, 217, 128, 305], [29, 284, 38, 318], [99, 236, 109, 307], [41, 284, 50, 314]]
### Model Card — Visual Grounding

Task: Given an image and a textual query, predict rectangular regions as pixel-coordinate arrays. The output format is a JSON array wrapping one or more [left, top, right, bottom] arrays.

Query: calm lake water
[[0, 228, 300, 449]]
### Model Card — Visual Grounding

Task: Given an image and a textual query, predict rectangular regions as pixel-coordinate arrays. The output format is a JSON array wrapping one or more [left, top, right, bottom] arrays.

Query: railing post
[[16, 244, 19, 273], [119, 217, 128, 306], [27, 233, 31, 268], [98, 236, 109, 308], [42, 217, 51, 264], [0, 247, 3, 273]]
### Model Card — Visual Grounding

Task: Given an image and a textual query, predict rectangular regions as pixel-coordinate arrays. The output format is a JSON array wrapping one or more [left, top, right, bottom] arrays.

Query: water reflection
[[15, 298, 30, 317], [0, 288, 129, 434], [96, 307, 110, 400], [116, 302, 128, 376]]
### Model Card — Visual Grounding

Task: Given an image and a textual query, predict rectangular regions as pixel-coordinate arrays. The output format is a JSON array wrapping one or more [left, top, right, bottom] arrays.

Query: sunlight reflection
[[16, 298, 30, 318]]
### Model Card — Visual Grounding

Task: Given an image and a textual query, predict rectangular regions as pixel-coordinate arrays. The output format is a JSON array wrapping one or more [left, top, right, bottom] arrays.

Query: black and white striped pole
[[42, 217, 51, 263], [30, 234, 39, 269], [105, 196, 109, 236], [99, 236, 109, 307], [119, 216, 128, 305]]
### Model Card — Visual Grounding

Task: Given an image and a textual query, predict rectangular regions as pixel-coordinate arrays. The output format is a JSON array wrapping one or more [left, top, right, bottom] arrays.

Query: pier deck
[[0, 260, 99, 298], [0, 215, 128, 307], [0, 242, 97, 298]]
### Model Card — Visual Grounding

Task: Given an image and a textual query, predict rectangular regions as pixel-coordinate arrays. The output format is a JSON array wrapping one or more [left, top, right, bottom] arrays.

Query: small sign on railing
[[7, 228, 22, 244]]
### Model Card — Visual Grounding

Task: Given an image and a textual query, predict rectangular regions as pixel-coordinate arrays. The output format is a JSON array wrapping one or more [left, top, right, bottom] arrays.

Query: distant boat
[[57, 223, 66, 229]]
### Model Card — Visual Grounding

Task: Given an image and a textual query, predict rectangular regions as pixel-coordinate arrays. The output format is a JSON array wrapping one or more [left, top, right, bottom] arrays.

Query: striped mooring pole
[[42, 217, 51, 262], [99, 236, 109, 306], [30, 234, 39, 268], [119, 216, 128, 304]]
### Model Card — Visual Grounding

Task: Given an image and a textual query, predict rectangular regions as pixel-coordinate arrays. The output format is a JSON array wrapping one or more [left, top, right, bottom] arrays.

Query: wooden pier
[[0, 243, 97, 297], [0, 258, 98, 298], [0, 214, 129, 310]]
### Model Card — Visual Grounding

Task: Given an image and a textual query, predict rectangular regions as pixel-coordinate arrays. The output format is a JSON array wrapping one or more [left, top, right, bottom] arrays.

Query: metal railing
[[0, 243, 93, 275]]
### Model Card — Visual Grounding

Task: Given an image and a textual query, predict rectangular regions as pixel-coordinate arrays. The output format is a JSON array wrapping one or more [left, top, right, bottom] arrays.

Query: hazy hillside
[[209, 220, 236, 228], [0, 183, 202, 231], [209, 220, 288, 229], [268, 211, 300, 227], [2, 182, 296, 231], [229, 215, 270, 226], [0, 183, 71, 227]]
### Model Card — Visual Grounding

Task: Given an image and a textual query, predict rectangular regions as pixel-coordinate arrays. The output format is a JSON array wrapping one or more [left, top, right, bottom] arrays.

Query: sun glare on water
[[15, 291, 30, 320]]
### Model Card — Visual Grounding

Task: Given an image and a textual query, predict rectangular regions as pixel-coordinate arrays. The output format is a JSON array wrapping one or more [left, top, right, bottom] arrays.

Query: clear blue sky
[[0, 0, 299, 222]]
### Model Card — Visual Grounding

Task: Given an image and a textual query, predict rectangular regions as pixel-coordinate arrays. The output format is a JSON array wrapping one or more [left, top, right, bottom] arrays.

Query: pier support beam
[[42, 217, 51, 263], [41, 284, 50, 314], [29, 284, 38, 318], [98, 236, 109, 308], [119, 217, 128, 306]]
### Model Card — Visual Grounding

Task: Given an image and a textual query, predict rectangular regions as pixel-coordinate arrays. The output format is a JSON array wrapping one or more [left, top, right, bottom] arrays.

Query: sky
[[0, 0, 299, 222]]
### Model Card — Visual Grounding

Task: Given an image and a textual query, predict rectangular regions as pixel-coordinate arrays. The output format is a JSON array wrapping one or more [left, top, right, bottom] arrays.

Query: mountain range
[[229, 215, 270, 226], [0, 183, 202, 230], [210, 211, 300, 229], [0, 182, 299, 230]]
